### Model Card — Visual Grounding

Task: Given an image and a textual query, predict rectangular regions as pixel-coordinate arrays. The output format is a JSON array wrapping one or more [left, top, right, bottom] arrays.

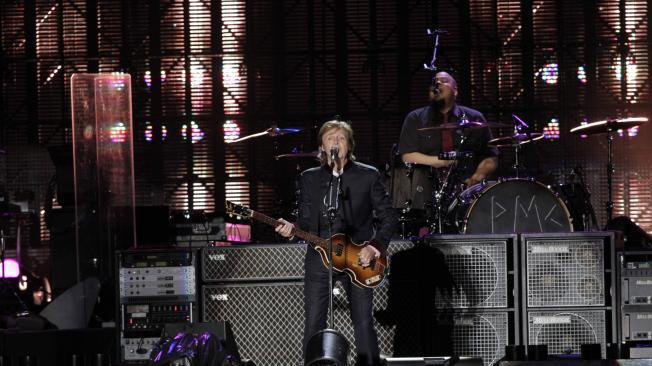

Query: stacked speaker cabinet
[[521, 232, 616, 358], [116, 249, 197, 364], [424, 234, 519, 366], [200, 240, 414, 365]]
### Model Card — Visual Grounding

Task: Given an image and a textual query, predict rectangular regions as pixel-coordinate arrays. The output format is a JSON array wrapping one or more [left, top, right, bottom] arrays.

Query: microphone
[[330, 145, 339, 163], [426, 28, 449, 36]]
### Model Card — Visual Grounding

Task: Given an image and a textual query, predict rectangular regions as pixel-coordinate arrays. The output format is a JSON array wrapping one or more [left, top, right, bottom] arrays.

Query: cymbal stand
[[431, 132, 466, 234], [432, 165, 454, 234], [605, 120, 615, 222], [510, 114, 536, 179], [511, 118, 523, 178]]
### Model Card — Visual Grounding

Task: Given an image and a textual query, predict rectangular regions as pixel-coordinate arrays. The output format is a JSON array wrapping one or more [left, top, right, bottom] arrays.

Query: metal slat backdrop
[[0, 0, 650, 246]]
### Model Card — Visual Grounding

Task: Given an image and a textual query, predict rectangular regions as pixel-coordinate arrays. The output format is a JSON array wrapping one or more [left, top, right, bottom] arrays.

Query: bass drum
[[453, 179, 573, 234]]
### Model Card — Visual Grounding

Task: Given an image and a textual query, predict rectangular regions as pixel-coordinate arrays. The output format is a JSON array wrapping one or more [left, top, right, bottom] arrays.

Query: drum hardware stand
[[430, 129, 467, 234], [511, 114, 533, 178], [605, 120, 616, 222], [423, 29, 448, 71], [570, 165, 599, 230], [432, 165, 455, 234]]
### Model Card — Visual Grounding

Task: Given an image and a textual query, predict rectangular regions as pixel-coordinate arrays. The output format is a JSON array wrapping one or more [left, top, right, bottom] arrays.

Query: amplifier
[[119, 266, 196, 300], [619, 251, 652, 342], [425, 234, 517, 309], [622, 276, 652, 305], [201, 243, 307, 282], [201, 280, 422, 365], [201, 239, 415, 283], [122, 302, 195, 333], [121, 337, 159, 362], [622, 310, 652, 340], [201, 241, 515, 365], [202, 281, 305, 365], [522, 232, 614, 308], [117, 249, 197, 364], [118, 250, 196, 302]]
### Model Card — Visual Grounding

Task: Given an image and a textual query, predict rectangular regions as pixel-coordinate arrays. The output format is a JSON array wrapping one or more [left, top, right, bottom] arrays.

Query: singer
[[398, 71, 498, 187], [275, 119, 398, 365]]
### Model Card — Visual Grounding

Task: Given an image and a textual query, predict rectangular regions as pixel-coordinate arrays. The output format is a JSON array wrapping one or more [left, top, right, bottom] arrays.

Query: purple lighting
[[0, 258, 20, 278]]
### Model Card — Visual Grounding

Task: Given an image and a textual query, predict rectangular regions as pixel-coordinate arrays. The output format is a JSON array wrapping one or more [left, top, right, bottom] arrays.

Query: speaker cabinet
[[202, 281, 399, 365], [399, 235, 519, 366], [445, 311, 512, 366], [425, 234, 518, 309], [202, 282, 304, 365], [521, 232, 617, 357], [201, 243, 307, 282], [199, 238, 416, 365], [526, 310, 608, 356]]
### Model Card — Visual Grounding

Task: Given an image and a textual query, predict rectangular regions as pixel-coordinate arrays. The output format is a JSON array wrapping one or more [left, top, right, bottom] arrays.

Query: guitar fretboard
[[250, 211, 327, 249]]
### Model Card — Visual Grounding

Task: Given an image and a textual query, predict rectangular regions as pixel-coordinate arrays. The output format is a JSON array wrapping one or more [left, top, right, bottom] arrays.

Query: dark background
[[1, 0, 650, 255]]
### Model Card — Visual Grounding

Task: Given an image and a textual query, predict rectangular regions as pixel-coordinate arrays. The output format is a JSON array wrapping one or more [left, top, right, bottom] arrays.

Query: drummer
[[398, 71, 498, 187]]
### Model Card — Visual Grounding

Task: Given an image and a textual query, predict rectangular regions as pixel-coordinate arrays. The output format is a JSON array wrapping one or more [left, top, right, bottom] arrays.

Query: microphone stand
[[423, 29, 448, 71], [326, 170, 337, 330], [304, 159, 349, 365]]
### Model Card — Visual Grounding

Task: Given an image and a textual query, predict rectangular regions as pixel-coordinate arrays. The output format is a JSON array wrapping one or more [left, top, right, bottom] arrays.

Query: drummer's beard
[[430, 98, 445, 112]]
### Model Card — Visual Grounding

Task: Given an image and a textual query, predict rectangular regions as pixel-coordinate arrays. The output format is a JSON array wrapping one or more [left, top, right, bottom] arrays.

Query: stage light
[[577, 66, 587, 84], [223, 120, 241, 142], [144, 70, 167, 88], [540, 63, 558, 85], [181, 121, 204, 143], [181, 63, 206, 87], [0, 258, 20, 278], [112, 78, 126, 92], [613, 55, 638, 83], [145, 122, 153, 142], [109, 121, 128, 143], [543, 118, 560, 139]]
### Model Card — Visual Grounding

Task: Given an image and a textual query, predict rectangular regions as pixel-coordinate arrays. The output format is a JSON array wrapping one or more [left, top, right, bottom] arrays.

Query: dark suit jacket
[[296, 161, 397, 255]]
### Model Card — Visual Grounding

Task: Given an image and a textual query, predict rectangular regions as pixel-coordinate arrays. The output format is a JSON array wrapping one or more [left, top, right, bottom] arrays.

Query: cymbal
[[226, 126, 303, 144], [489, 132, 544, 147], [570, 117, 648, 135], [274, 151, 319, 160], [418, 121, 511, 131]]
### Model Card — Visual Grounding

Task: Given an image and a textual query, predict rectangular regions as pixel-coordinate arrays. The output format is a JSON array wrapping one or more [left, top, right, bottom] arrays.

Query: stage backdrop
[[1, 0, 650, 245]]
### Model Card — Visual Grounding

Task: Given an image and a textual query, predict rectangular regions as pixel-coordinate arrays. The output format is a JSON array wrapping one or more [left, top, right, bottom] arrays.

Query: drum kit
[[225, 116, 648, 238], [390, 115, 648, 238]]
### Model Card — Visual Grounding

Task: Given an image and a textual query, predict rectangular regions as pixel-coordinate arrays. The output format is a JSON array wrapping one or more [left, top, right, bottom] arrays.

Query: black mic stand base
[[304, 328, 350, 366]]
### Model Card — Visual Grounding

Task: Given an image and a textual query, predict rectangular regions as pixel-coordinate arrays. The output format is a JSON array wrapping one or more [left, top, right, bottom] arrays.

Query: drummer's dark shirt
[[398, 103, 499, 179]]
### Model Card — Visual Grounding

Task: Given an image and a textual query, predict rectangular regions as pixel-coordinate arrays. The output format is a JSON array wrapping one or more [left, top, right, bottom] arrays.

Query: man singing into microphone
[[276, 119, 397, 365], [398, 71, 498, 187]]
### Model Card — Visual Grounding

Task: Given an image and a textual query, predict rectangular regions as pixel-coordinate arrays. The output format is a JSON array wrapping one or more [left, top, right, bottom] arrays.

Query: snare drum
[[451, 179, 573, 234]]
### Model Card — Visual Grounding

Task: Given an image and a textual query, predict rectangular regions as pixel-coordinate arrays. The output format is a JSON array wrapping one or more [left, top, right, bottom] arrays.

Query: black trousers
[[303, 249, 381, 366]]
